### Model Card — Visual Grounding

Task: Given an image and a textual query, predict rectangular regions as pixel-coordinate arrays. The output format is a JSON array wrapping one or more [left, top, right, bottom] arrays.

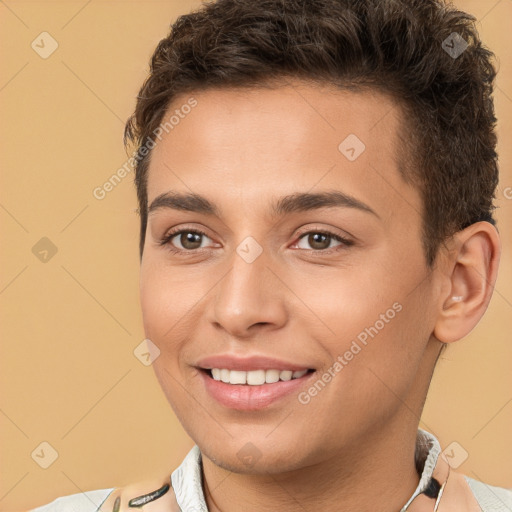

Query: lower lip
[[200, 370, 315, 410]]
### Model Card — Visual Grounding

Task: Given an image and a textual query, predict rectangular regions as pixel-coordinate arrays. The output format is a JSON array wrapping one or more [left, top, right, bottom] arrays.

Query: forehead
[[146, 81, 420, 222]]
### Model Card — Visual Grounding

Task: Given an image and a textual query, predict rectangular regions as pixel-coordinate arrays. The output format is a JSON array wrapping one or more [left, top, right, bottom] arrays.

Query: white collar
[[170, 428, 442, 512]]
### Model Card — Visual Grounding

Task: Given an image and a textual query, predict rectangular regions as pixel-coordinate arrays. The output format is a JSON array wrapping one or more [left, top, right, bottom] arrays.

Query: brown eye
[[175, 231, 204, 250], [296, 231, 351, 251], [160, 228, 212, 252]]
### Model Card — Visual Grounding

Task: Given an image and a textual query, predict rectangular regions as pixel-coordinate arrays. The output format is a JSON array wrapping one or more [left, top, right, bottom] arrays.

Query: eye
[[294, 230, 353, 252], [159, 228, 213, 252]]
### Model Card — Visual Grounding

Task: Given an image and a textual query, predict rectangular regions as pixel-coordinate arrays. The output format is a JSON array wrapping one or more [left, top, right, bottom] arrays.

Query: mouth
[[198, 367, 317, 410], [201, 368, 316, 385]]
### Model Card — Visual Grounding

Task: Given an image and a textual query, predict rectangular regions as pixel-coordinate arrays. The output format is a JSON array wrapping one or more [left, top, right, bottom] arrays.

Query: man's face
[[139, 82, 442, 473]]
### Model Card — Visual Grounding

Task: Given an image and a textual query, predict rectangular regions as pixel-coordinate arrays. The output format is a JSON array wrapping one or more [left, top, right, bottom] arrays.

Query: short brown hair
[[125, 0, 499, 266]]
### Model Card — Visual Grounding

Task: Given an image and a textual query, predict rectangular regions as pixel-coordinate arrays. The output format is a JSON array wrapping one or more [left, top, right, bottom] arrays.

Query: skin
[[138, 80, 501, 511]]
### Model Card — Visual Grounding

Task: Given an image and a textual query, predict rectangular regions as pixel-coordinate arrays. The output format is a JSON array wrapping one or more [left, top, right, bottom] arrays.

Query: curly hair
[[125, 0, 499, 267]]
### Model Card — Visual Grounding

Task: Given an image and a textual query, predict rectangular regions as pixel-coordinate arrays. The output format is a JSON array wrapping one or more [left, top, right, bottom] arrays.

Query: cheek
[[314, 248, 432, 360], [139, 264, 192, 402], [139, 265, 186, 385], [138, 259, 211, 391], [294, 264, 398, 348], [346, 295, 432, 411], [139, 273, 168, 342], [301, 311, 424, 443], [302, 266, 431, 409], [139, 258, 196, 340]]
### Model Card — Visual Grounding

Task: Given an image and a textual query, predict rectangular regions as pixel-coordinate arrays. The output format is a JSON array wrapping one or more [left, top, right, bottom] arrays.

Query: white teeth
[[229, 370, 247, 384], [247, 370, 266, 385], [209, 368, 311, 385], [265, 369, 280, 383], [279, 370, 293, 381]]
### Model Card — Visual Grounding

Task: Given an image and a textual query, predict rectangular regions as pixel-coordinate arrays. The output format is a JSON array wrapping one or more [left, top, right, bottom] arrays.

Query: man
[[31, 0, 512, 510]]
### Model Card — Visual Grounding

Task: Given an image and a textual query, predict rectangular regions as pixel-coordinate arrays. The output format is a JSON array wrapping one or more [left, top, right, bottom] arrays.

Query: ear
[[433, 221, 501, 344]]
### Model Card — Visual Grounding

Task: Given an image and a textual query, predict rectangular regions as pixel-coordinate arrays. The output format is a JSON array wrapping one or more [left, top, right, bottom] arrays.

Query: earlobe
[[434, 221, 501, 344]]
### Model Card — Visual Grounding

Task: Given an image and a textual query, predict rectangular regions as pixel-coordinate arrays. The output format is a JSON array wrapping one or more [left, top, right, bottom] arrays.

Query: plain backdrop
[[1, 0, 511, 510]]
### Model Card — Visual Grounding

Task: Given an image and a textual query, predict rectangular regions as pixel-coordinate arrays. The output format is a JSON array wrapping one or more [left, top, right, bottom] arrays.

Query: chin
[[198, 434, 313, 475]]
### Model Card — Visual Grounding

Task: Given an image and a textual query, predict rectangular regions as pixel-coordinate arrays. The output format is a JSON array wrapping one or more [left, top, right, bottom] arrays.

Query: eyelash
[[159, 227, 354, 255]]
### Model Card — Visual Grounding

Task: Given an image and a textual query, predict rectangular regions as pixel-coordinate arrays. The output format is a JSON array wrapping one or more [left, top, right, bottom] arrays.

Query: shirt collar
[[171, 428, 442, 512]]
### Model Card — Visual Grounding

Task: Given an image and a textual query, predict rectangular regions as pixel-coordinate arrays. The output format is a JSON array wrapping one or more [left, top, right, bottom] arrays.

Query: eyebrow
[[147, 190, 379, 219]]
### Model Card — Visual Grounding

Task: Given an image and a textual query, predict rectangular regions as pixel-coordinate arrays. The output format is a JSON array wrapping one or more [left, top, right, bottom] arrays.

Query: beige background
[[0, 0, 511, 510]]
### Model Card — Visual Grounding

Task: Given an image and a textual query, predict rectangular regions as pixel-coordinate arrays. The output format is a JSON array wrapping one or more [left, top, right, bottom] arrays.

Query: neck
[[201, 418, 422, 512]]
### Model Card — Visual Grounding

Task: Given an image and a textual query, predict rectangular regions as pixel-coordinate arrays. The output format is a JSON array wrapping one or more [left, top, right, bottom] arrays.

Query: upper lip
[[196, 354, 314, 372]]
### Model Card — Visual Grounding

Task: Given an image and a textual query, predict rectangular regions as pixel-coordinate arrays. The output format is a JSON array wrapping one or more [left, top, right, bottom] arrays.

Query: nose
[[209, 247, 289, 339]]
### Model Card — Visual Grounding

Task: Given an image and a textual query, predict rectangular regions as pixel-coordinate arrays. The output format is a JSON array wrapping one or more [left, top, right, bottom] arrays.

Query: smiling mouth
[[201, 368, 316, 385]]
